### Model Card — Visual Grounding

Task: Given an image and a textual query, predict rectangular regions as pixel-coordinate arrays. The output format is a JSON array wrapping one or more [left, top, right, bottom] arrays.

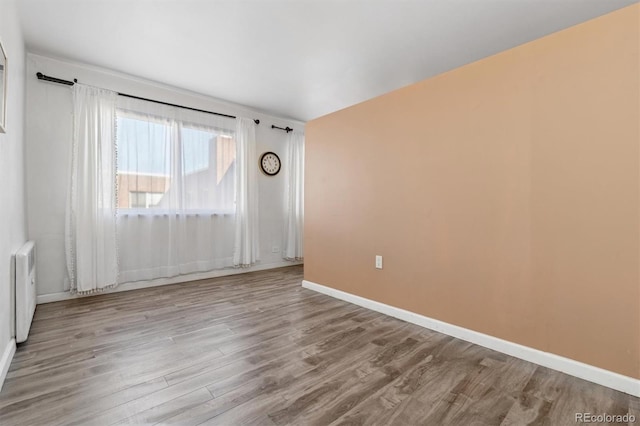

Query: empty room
[[0, 0, 639, 424]]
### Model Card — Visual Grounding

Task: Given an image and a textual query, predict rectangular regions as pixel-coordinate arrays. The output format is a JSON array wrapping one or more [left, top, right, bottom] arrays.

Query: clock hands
[[261, 152, 280, 175]]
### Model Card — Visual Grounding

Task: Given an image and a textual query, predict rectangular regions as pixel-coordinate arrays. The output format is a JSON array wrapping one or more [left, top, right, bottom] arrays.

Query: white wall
[[26, 53, 303, 298], [0, 0, 27, 388]]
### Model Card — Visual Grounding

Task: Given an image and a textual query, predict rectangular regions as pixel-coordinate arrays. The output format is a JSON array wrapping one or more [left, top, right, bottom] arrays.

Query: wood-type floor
[[0, 266, 637, 425]]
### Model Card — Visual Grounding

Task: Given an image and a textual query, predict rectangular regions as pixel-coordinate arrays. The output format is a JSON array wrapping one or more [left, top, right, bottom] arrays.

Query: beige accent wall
[[305, 4, 640, 379]]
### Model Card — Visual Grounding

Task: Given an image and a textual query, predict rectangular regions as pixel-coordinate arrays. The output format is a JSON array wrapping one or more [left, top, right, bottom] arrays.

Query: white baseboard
[[0, 338, 16, 392], [302, 280, 640, 397], [37, 261, 303, 304]]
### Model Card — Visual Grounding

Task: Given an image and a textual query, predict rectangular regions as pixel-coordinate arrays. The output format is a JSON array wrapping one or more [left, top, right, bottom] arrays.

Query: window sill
[[117, 209, 235, 217]]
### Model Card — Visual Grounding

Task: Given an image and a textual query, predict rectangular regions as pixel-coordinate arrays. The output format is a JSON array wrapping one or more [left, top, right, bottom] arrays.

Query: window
[[115, 109, 236, 213]]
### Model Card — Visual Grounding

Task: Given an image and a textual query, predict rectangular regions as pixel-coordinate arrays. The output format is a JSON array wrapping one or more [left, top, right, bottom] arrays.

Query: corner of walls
[[0, 0, 28, 391], [304, 4, 639, 383]]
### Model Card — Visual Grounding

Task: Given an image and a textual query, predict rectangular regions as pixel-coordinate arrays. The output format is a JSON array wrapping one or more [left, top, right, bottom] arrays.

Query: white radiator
[[16, 241, 36, 343]]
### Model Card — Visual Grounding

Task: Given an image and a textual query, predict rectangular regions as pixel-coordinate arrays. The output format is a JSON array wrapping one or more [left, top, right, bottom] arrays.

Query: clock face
[[260, 152, 281, 176]]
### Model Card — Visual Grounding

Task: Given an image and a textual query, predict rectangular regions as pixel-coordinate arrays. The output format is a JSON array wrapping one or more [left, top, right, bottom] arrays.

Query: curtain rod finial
[[254, 119, 260, 125], [271, 124, 294, 133]]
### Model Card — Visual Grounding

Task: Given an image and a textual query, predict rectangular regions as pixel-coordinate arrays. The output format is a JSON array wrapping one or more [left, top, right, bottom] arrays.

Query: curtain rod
[[36, 72, 260, 125], [271, 125, 293, 133]]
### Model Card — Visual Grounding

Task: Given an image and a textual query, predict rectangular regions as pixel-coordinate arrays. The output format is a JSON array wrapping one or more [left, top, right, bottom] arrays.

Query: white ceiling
[[17, 0, 638, 122]]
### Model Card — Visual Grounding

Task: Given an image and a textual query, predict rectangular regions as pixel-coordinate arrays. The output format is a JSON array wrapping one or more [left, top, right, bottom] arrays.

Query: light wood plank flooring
[[0, 266, 637, 425]]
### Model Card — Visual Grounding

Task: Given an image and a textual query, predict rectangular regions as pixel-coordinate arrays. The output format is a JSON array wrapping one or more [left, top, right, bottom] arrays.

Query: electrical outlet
[[375, 255, 383, 269], [271, 246, 280, 253]]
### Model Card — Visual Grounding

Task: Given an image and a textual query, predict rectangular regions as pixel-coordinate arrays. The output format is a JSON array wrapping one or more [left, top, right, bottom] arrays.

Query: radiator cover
[[16, 241, 36, 343]]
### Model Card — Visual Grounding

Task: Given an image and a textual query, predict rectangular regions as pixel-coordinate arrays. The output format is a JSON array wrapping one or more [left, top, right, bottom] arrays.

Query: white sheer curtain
[[233, 117, 260, 267], [65, 84, 119, 294], [115, 96, 237, 282], [283, 131, 304, 260]]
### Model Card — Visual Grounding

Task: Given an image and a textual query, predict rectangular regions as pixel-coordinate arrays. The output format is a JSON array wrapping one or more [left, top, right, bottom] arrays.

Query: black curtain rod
[[36, 72, 260, 125], [271, 125, 293, 133]]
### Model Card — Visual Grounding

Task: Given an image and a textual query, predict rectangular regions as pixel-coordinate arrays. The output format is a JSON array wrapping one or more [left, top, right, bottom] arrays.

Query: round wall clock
[[260, 152, 281, 176]]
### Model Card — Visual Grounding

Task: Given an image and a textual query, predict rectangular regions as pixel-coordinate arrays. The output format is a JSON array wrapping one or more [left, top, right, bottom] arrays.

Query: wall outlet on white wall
[[375, 255, 383, 269], [272, 246, 280, 253]]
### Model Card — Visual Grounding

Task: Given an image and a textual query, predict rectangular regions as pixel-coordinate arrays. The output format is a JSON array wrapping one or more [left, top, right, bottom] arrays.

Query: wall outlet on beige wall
[[375, 255, 383, 269]]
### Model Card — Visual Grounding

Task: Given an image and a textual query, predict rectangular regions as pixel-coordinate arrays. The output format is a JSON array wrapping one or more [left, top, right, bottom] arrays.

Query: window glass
[[116, 113, 235, 213]]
